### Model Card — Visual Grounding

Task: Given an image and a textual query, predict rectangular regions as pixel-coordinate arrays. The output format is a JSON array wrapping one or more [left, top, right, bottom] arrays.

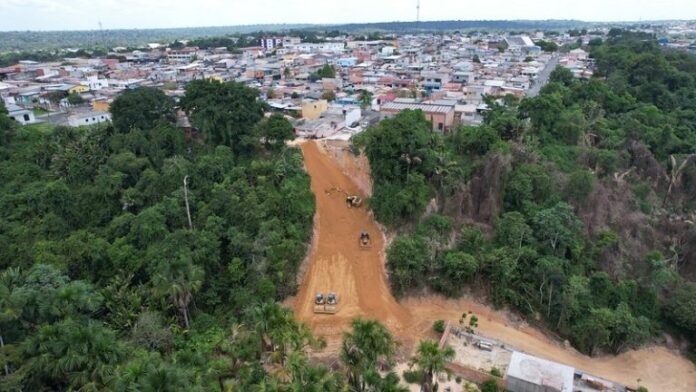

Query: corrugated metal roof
[[381, 102, 454, 114]]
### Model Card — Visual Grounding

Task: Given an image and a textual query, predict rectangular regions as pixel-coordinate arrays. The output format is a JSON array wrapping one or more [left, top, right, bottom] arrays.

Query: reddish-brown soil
[[285, 141, 696, 392]]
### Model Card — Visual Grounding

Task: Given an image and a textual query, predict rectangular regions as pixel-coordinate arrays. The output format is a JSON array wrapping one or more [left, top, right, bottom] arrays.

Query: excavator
[[325, 187, 363, 208], [313, 292, 339, 314]]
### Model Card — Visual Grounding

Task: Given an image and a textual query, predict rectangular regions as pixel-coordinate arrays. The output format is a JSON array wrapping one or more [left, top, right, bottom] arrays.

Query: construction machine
[[359, 231, 372, 249], [313, 292, 339, 314], [345, 195, 363, 208], [325, 187, 363, 208]]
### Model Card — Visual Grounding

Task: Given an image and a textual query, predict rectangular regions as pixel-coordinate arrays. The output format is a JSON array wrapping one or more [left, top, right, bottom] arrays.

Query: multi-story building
[[167, 47, 198, 63], [260, 37, 283, 51]]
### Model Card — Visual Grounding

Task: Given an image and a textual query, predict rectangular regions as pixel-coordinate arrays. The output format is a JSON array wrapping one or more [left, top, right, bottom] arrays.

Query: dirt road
[[288, 141, 412, 349], [287, 141, 696, 392]]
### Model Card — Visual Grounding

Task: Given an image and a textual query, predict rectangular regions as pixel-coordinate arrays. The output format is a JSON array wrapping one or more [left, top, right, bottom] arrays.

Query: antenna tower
[[417, 0, 421, 23]]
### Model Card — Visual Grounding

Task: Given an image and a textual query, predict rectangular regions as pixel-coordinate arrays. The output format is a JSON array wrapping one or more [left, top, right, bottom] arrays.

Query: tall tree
[[0, 100, 15, 146], [340, 318, 397, 392], [110, 87, 176, 133], [152, 253, 203, 329], [255, 114, 295, 151], [409, 339, 455, 392], [180, 79, 266, 153], [359, 90, 373, 109]]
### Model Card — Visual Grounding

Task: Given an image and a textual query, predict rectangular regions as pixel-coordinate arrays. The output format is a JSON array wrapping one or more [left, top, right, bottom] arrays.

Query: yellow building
[[301, 99, 328, 120], [69, 85, 90, 94], [205, 74, 224, 82]]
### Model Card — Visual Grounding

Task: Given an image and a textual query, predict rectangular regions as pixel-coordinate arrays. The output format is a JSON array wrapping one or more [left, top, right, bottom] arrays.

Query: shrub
[[402, 369, 422, 384], [433, 320, 446, 334], [481, 379, 500, 392]]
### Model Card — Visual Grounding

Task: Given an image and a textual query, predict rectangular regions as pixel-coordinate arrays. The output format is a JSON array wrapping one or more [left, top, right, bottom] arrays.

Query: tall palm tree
[[249, 302, 322, 366], [359, 90, 373, 109], [152, 253, 203, 329], [340, 318, 397, 392], [409, 340, 455, 392]]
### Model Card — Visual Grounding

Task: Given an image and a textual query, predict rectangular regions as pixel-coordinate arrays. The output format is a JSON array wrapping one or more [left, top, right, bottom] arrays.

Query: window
[[23, 114, 30, 121], [438, 122, 443, 131], [85, 119, 88, 123]]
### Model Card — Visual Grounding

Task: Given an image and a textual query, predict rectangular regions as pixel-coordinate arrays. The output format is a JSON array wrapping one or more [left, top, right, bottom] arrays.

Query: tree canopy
[[109, 87, 176, 133], [180, 79, 267, 153]]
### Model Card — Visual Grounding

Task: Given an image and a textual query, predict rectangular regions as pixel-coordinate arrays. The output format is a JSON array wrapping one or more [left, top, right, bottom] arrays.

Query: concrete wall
[[301, 99, 328, 120]]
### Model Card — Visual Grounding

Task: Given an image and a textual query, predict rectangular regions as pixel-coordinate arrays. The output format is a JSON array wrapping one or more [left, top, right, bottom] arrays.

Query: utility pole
[[183, 176, 193, 230]]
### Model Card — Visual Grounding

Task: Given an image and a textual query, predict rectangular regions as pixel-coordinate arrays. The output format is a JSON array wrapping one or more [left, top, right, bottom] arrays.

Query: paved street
[[527, 55, 560, 97]]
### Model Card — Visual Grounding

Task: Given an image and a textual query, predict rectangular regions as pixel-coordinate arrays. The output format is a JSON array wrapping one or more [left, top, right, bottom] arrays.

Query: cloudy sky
[[1, 0, 695, 31]]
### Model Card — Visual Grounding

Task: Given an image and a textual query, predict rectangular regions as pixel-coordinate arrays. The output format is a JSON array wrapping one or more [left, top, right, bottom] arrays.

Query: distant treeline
[[0, 24, 313, 52], [0, 19, 682, 54]]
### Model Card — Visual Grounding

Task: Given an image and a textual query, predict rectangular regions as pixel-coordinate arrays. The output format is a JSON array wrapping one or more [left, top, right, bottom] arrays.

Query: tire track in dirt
[[286, 140, 696, 392]]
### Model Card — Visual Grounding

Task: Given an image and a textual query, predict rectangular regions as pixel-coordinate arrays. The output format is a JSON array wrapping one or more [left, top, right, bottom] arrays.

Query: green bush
[[433, 320, 446, 334], [402, 370, 423, 384], [481, 379, 500, 392]]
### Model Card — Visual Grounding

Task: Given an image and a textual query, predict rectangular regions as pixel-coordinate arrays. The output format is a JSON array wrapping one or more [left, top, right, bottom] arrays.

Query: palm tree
[[359, 90, 373, 109], [285, 351, 345, 392], [364, 370, 409, 392], [340, 318, 397, 392], [22, 319, 123, 391], [152, 253, 203, 329], [409, 340, 455, 392], [248, 302, 322, 367]]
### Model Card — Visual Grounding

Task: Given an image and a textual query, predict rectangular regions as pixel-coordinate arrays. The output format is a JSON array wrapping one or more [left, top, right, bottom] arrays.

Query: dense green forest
[[0, 81, 320, 389], [357, 31, 696, 357], [0, 82, 463, 391]]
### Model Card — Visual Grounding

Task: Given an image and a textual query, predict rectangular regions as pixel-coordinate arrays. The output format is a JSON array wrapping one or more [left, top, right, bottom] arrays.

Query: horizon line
[[1, 18, 693, 34]]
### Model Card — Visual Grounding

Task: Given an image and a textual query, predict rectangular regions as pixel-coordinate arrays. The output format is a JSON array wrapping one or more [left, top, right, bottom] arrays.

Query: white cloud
[[0, 0, 695, 31]]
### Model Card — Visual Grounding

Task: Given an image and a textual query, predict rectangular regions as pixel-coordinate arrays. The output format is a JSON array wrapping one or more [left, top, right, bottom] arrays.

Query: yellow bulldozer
[[313, 292, 338, 314], [325, 187, 363, 208]]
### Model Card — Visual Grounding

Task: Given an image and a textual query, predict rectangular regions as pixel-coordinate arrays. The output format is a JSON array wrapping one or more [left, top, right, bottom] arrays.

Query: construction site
[[284, 140, 696, 392]]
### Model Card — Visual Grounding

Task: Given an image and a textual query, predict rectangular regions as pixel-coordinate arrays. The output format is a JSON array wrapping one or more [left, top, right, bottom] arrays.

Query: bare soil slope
[[288, 141, 412, 349], [287, 141, 696, 392]]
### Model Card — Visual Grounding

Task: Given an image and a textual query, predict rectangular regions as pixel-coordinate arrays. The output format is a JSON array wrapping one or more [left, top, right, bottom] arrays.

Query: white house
[[81, 75, 109, 91], [68, 110, 111, 127], [5, 103, 37, 125]]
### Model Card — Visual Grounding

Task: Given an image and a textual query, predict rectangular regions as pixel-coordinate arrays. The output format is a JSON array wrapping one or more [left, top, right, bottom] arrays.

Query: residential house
[[5, 102, 37, 125], [301, 99, 329, 120], [380, 101, 455, 132]]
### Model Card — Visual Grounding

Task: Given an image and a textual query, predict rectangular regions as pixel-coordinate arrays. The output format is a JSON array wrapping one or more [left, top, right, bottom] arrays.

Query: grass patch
[[31, 107, 50, 115]]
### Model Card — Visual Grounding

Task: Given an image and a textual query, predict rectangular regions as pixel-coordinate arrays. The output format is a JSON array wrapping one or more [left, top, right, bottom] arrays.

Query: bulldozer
[[325, 187, 363, 208], [359, 231, 372, 249], [313, 292, 339, 314], [345, 195, 363, 208]]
